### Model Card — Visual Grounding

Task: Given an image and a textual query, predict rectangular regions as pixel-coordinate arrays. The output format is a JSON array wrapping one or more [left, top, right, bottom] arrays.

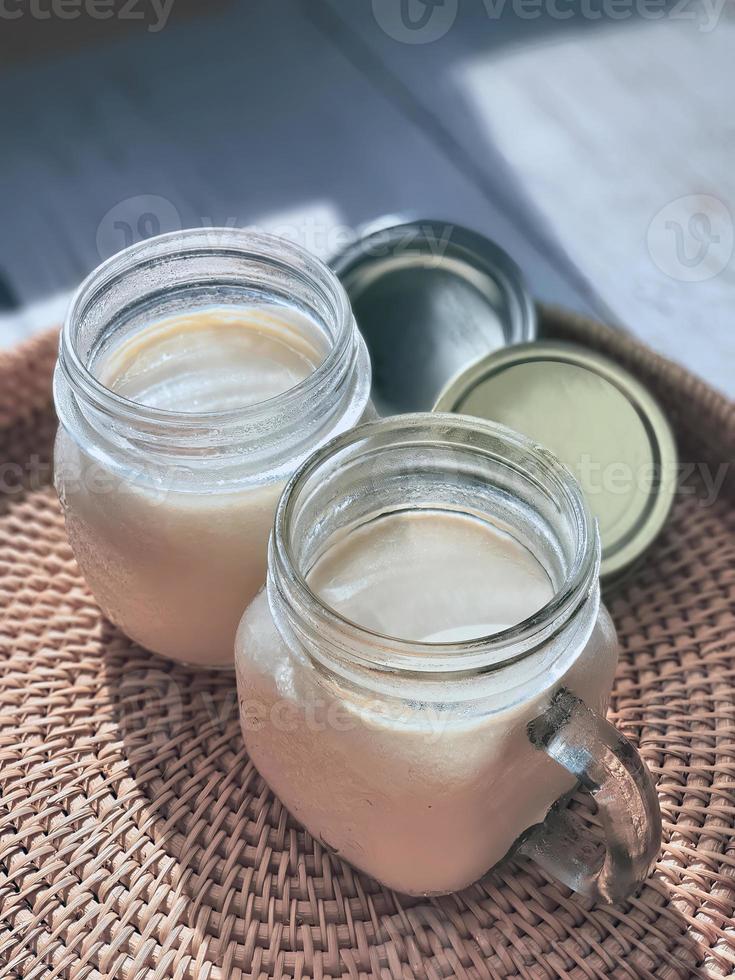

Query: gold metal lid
[[434, 341, 677, 582]]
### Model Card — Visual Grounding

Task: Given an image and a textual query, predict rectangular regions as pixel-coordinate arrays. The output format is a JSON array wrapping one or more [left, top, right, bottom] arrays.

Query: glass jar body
[[236, 583, 618, 895], [234, 414, 621, 894], [55, 432, 290, 665], [53, 230, 372, 667]]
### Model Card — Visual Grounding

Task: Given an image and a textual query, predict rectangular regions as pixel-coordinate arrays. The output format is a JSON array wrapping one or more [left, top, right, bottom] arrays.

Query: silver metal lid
[[331, 217, 536, 415]]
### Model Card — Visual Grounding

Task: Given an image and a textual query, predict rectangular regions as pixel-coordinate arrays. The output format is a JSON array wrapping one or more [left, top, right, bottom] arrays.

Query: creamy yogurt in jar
[[54, 230, 371, 667], [235, 415, 623, 895]]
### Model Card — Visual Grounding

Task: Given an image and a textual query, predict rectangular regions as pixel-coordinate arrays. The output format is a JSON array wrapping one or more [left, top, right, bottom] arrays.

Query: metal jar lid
[[331, 217, 536, 415], [434, 341, 677, 582]]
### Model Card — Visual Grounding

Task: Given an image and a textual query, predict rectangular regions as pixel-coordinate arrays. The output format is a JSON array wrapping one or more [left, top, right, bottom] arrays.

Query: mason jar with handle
[[235, 414, 661, 899]]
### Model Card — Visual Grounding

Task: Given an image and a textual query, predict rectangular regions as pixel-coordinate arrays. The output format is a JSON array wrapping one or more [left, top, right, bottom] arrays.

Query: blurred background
[[0, 0, 732, 394]]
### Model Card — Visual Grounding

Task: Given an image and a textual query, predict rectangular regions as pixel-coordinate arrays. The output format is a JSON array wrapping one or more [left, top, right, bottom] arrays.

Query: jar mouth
[[272, 414, 600, 674], [58, 228, 354, 430]]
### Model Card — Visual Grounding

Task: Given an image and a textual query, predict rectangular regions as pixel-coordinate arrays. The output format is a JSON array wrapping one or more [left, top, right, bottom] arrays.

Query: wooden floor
[[0, 1, 732, 394]]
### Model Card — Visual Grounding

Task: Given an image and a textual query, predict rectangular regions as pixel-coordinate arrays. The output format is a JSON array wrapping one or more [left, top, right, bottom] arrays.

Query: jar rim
[[271, 413, 601, 675], [58, 227, 354, 430]]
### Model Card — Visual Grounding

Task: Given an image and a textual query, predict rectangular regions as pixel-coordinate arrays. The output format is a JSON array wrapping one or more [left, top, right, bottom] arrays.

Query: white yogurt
[[236, 508, 619, 894], [55, 306, 360, 666]]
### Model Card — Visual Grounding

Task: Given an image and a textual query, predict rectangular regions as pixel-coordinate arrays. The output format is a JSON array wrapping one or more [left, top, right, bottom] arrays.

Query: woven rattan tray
[[1, 309, 734, 979]]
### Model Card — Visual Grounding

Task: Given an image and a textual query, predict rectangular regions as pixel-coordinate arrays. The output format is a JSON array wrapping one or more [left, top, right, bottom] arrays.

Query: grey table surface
[[0, 0, 732, 396]]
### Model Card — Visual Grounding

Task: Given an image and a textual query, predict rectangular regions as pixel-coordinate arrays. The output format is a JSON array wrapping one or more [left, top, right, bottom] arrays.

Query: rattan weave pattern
[[1, 310, 734, 980]]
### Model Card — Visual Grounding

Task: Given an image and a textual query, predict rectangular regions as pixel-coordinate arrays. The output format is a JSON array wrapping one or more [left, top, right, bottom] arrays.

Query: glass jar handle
[[517, 688, 661, 904]]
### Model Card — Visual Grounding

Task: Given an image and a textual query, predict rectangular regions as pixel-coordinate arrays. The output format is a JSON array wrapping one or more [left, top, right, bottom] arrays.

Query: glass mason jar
[[53, 229, 372, 668], [235, 414, 661, 899]]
